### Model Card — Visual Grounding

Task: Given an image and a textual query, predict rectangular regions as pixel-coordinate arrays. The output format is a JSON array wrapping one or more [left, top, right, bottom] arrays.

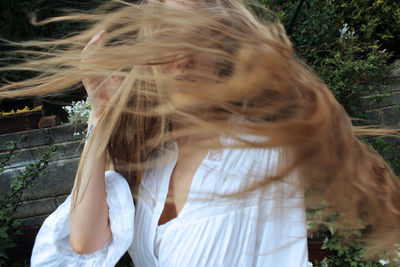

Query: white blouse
[[31, 137, 309, 267]]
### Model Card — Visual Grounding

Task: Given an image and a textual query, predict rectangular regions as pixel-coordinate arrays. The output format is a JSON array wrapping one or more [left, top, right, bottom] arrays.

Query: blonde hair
[[1, 0, 400, 259]]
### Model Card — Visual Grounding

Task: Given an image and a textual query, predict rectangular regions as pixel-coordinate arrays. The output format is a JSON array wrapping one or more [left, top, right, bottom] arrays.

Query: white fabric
[[31, 137, 308, 267], [31, 171, 135, 267]]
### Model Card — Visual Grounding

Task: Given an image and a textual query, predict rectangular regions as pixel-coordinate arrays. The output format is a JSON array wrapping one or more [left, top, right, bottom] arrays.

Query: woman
[[1, 0, 400, 266]]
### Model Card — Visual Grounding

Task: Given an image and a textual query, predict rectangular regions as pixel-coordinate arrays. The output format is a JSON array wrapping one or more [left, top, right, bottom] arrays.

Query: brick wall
[[360, 68, 400, 162], [0, 123, 86, 225], [362, 78, 400, 127]]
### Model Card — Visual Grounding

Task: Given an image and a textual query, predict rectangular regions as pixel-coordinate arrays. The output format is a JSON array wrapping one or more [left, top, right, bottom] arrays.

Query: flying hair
[[1, 0, 400, 260]]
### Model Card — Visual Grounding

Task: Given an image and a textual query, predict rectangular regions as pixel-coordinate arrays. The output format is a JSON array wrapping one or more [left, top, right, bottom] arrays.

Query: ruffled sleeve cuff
[[31, 171, 135, 267]]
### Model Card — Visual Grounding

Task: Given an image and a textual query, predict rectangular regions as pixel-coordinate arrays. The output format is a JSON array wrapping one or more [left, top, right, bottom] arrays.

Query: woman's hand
[[81, 30, 122, 119]]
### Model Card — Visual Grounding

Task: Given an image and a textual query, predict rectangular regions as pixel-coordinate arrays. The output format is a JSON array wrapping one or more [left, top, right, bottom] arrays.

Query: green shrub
[[315, 233, 384, 267], [315, 37, 391, 117], [255, 1, 398, 266], [332, 0, 400, 57], [0, 138, 57, 266], [257, 0, 393, 118]]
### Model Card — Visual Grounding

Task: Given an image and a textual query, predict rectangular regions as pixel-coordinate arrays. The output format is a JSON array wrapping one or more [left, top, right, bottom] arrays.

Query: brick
[[0, 129, 51, 152], [55, 195, 69, 207], [0, 158, 78, 199], [49, 123, 87, 143], [0, 140, 83, 170], [21, 158, 78, 200], [21, 215, 49, 226], [38, 115, 61, 129], [0, 123, 86, 152], [14, 197, 56, 218], [0, 169, 12, 195], [367, 106, 400, 127]]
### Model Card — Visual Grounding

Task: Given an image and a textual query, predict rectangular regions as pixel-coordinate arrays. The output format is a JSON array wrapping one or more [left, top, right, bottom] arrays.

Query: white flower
[[62, 99, 91, 124], [379, 259, 389, 265], [339, 23, 355, 40]]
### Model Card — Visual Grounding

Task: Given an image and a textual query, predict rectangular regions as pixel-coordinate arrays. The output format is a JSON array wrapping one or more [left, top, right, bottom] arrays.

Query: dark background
[[0, 0, 114, 121]]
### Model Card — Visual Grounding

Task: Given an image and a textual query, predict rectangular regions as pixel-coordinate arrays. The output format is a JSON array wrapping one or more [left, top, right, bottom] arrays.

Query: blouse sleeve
[[31, 171, 135, 267]]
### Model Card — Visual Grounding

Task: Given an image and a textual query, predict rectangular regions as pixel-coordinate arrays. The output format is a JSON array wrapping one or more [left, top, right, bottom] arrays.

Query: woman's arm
[[69, 114, 112, 254], [69, 29, 120, 254]]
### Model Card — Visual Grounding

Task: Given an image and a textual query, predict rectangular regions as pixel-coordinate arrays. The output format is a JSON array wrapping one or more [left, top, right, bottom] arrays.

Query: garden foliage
[[256, 0, 394, 118], [0, 137, 57, 266], [332, 0, 400, 57], [255, 0, 399, 265]]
